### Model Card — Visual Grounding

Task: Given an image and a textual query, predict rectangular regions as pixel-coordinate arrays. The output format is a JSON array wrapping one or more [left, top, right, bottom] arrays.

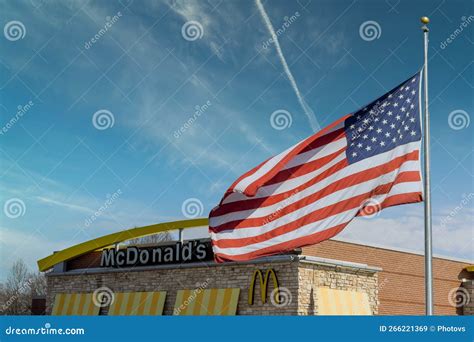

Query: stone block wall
[[46, 261, 300, 315], [297, 263, 378, 315], [46, 257, 379, 315]]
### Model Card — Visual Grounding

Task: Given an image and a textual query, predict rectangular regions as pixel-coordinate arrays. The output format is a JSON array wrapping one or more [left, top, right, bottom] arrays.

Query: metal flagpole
[[421, 16, 433, 315]]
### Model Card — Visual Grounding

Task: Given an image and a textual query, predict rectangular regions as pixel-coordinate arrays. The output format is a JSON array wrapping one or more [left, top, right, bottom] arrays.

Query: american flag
[[209, 72, 423, 262]]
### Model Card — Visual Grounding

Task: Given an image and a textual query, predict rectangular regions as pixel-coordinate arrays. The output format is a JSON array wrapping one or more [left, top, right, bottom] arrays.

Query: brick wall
[[46, 258, 379, 315], [303, 239, 472, 315]]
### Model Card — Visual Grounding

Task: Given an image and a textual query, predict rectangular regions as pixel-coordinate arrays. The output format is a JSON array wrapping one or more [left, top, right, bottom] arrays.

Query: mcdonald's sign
[[248, 269, 280, 305]]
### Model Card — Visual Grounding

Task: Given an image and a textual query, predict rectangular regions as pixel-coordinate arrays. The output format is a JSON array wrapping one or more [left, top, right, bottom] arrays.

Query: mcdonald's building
[[37, 219, 473, 316]]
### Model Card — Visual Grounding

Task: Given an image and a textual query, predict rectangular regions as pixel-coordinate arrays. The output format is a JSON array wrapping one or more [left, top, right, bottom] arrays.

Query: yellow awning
[[51, 293, 100, 315], [317, 287, 372, 315], [173, 288, 240, 315], [107, 292, 167, 315]]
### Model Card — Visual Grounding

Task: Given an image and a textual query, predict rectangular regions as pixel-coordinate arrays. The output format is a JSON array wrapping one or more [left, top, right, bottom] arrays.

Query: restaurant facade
[[37, 219, 473, 316]]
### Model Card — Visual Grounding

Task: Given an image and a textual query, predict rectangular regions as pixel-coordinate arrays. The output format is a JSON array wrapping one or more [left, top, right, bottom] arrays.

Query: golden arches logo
[[248, 269, 280, 305]]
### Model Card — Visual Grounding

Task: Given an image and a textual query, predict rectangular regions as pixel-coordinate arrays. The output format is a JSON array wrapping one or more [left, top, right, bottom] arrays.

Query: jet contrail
[[256, 0, 320, 131]]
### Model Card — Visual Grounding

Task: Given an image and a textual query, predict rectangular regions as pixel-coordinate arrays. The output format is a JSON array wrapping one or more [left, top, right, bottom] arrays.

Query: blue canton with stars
[[345, 73, 422, 164]]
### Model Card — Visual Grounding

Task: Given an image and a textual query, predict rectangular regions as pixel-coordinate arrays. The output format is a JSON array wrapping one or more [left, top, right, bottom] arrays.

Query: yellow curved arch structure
[[248, 269, 280, 305], [37, 218, 209, 272]]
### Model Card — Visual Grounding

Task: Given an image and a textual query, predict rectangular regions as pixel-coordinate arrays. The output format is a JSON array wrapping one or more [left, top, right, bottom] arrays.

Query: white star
[[392, 137, 397, 142], [390, 124, 396, 129], [374, 117, 380, 122], [411, 90, 416, 95], [368, 126, 374, 131], [357, 143, 363, 148], [410, 130, 416, 136], [387, 111, 393, 116], [380, 141, 385, 146], [406, 98, 411, 103], [357, 115, 361, 120], [404, 125, 409, 131], [409, 117, 415, 123], [398, 94, 404, 99], [410, 104, 415, 109], [371, 137, 377, 142], [366, 145, 372, 151], [350, 124, 355, 129], [352, 152, 357, 157], [382, 119, 388, 124], [399, 134, 403, 139], [396, 115, 401, 120], [401, 107, 406, 112], [363, 134, 368, 139], [376, 128, 382, 133], [411, 78, 416, 83], [393, 103, 398, 107], [405, 86, 410, 91], [385, 132, 391, 137], [363, 118, 370, 124]]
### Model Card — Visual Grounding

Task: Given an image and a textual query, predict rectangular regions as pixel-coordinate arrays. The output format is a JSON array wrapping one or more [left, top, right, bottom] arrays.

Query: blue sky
[[0, 0, 472, 278]]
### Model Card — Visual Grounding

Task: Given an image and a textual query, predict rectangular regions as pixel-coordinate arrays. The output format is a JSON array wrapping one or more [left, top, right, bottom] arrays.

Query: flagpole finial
[[421, 16, 430, 32]]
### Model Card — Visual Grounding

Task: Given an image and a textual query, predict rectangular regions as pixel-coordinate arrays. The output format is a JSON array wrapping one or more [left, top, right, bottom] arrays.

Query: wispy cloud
[[165, 0, 227, 62], [34, 196, 96, 215], [339, 205, 473, 261], [0, 226, 66, 274]]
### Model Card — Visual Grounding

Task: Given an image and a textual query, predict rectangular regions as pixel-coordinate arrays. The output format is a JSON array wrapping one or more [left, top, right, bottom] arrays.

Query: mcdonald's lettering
[[248, 269, 280, 305]]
